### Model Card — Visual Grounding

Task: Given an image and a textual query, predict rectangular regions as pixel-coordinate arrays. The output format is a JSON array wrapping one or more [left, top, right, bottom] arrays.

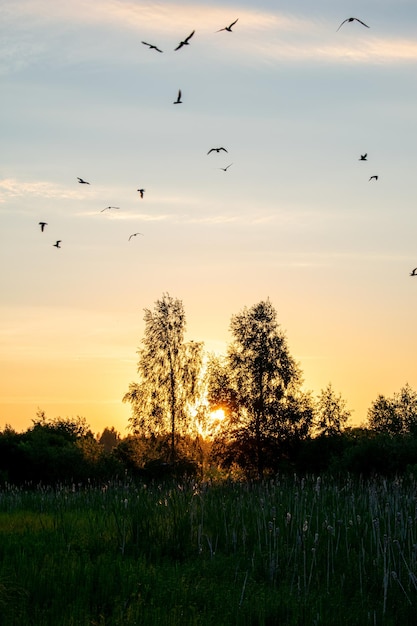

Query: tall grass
[[1, 475, 417, 624]]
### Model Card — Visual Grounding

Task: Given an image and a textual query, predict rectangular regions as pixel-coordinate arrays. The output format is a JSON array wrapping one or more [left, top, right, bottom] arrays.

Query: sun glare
[[209, 408, 225, 425], [195, 406, 226, 438]]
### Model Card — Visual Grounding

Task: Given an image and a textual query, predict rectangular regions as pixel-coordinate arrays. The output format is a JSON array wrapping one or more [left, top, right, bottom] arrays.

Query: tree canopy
[[123, 293, 204, 459], [314, 383, 351, 437], [207, 299, 313, 477], [367, 383, 417, 436]]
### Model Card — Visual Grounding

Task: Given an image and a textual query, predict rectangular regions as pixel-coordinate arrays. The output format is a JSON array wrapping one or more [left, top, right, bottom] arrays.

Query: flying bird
[[217, 18, 238, 32], [53, 240, 61, 248], [38, 222, 48, 232], [101, 206, 120, 212], [219, 163, 233, 171], [173, 89, 182, 104], [141, 41, 163, 52], [207, 147, 228, 154], [137, 189, 145, 198], [129, 233, 144, 241], [174, 31, 195, 50], [369, 175, 378, 181], [337, 17, 370, 31], [77, 177, 90, 184], [410, 268, 417, 276], [359, 153, 367, 161]]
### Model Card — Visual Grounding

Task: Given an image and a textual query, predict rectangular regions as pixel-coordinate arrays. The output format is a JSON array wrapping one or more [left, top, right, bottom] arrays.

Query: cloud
[[4, 1, 415, 73], [76, 210, 172, 222], [0, 178, 87, 202]]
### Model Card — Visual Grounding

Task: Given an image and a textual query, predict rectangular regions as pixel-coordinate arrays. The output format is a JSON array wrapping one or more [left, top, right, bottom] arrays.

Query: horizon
[[2, 0, 417, 435]]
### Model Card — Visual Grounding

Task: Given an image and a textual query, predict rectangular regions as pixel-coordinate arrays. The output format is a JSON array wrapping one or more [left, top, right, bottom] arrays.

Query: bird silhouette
[[101, 206, 120, 212], [207, 147, 228, 154], [77, 177, 90, 184], [141, 41, 163, 52], [137, 189, 145, 198], [38, 222, 48, 231], [129, 233, 144, 241], [219, 163, 233, 171], [173, 89, 182, 104], [174, 31, 195, 50], [337, 17, 369, 31], [217, 18, 238, 32], [359, 154, 367, 161], [369, 175, 378, 181], [410, 268, 417, 276], [53, 240, 61, 248]]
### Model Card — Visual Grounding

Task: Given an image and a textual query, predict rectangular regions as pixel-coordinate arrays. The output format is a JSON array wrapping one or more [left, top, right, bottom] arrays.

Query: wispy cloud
[[75, 210, 172, 222], [3, 1, 415, 73], [0, 178, 87, 202]]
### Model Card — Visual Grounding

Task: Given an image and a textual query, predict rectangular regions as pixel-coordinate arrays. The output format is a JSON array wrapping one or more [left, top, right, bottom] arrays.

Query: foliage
[[31, 410, 93, 441], [207, 300, 313, 478], [0, 414, 121, 485], [314, 382, 351, 436], [98, 426, 121, 453], [123, 293, 205, 459], [367, 383, 417, 435], [114, 433, 201, 480], [4, 415, 417, 485]]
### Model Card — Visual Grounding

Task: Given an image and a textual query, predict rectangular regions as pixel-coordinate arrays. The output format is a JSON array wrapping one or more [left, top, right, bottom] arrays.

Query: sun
[[209, 408, 226, 425], [207, 408, 226, 436], [195, 407, 226, 438]]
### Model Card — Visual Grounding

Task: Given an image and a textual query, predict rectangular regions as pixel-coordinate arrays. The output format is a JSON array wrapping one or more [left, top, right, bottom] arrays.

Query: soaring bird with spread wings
[[217, 19, 238, 32], [141, 41, 163, 52], [77, 177, 90, 184], [38, 222, 48, 232], [337, 17, 369, 31], [129, 233, 144, 241], [174, 31, 195, 50], [207, 147, 228, 154]]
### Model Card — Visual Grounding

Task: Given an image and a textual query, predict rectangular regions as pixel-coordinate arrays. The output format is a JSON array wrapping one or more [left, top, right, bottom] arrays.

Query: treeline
[[3, 293, 417, 485], [3, 409, 417, 485]]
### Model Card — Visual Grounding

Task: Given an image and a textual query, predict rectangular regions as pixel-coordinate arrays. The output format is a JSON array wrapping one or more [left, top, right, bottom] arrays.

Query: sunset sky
[[2, 0, 417, 435]]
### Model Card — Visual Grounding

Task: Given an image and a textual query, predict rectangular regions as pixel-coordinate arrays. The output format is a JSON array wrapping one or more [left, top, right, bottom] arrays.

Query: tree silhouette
[[123, 293, 204, 460], [98, 426, 121, 453], [208, 299, 310, 478], [315, 383, 351, 436], [367, 383, 417, 436]]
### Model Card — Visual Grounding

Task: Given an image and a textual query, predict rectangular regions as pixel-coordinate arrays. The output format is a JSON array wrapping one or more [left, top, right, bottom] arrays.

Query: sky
[[2, 0, 417, 436]]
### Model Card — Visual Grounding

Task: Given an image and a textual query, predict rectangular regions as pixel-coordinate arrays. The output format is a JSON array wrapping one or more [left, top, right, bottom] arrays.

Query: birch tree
[[208, 299, 312, 478], [123, 293, 204, 459]]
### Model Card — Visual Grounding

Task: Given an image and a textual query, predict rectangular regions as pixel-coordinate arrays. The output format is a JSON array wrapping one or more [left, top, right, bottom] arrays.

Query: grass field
[[1, 474, 417, 625]]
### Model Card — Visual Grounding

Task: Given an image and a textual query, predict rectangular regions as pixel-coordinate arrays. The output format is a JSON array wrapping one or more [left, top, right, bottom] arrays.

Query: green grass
[[1, 475, 417, 624]]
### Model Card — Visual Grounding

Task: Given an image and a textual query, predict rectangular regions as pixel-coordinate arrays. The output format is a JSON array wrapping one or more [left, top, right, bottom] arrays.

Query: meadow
[[1, 474, 417, 625]]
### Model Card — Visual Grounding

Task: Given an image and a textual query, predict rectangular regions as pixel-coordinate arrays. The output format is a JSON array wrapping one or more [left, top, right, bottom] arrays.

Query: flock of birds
[[36, 20, 241, 251], [34, 14, 416, 277]]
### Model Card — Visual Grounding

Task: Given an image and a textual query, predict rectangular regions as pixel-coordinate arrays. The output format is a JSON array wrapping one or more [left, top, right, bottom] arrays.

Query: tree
[[98, 427, 121, 453], [315, 383, 351, 436], [367, 383, 417, 435], [31, 410, 92, 441], [208, 299, 312, 478], [123, 293, 204, 460]]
